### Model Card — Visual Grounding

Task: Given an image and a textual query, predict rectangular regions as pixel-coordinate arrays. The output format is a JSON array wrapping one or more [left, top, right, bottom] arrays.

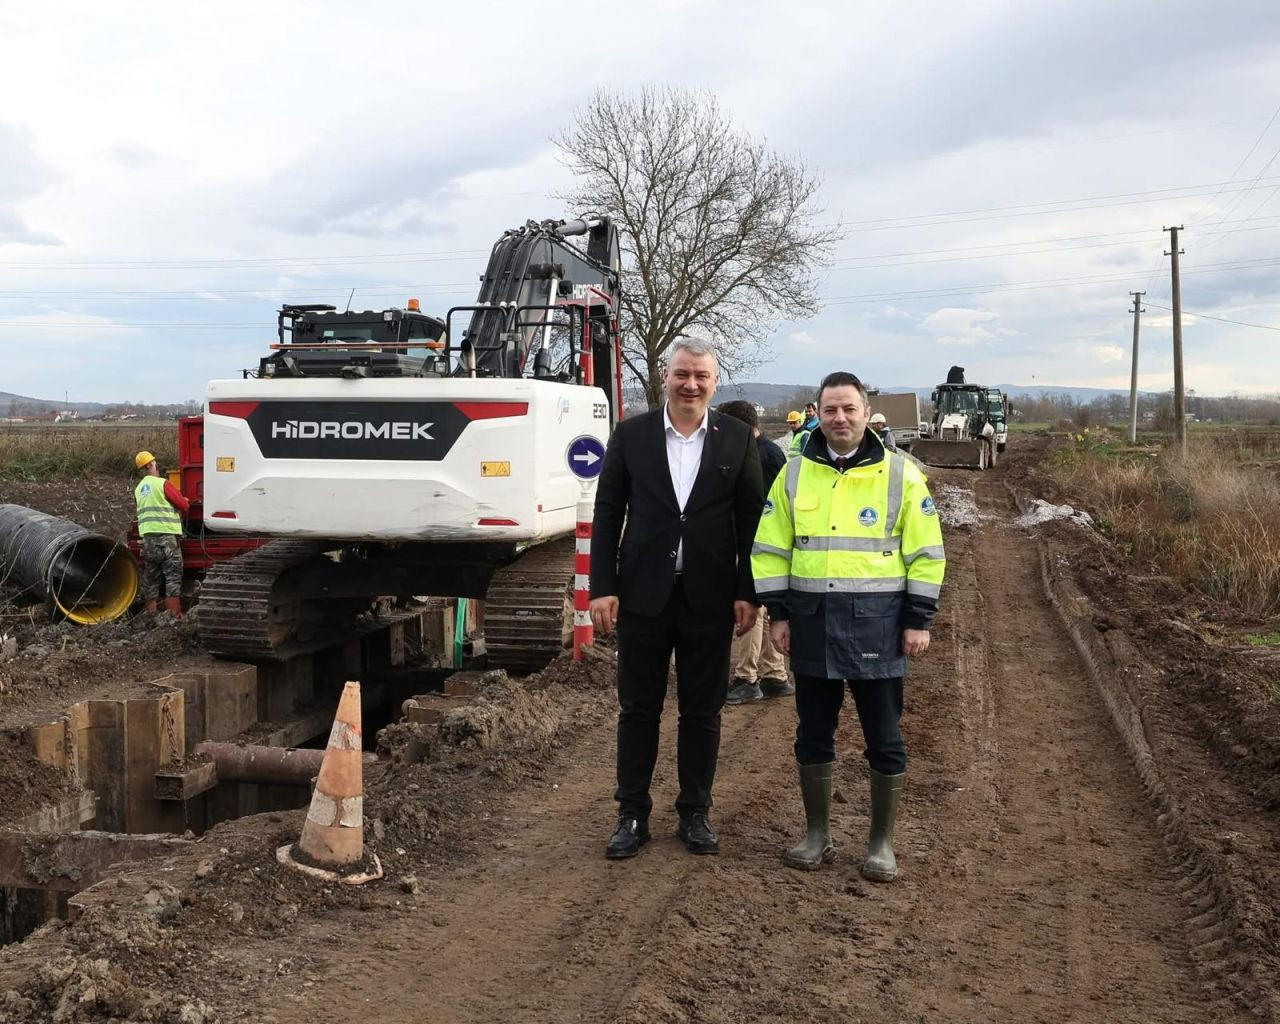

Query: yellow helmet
[[135, 451, 157, 470], [786, 410, 803, 425]]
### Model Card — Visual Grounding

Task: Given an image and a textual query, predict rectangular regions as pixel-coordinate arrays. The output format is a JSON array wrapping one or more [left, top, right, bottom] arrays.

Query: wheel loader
[[913, 366, 999, 470]]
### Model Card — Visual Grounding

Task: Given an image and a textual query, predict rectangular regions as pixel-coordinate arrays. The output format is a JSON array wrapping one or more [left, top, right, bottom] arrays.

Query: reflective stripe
[[794, 535, 900, 553], [791, 576, 906, 594], [752, 541, 793, 559], [906, 580, 942, 599], [755, 575, 790, 594], [135, 477, 182, 536], [883, 455, 905, 538], [784, 457, 802, 506], [903, 544, 946, 565]]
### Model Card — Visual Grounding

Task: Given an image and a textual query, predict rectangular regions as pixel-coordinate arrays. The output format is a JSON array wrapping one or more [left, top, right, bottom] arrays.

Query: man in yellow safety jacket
[[134, 451, 190, 617], [752, 371, 944, 882]]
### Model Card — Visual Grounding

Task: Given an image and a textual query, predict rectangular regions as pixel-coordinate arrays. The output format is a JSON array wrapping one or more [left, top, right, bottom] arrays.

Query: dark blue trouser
[[793, 673, 906, 774]]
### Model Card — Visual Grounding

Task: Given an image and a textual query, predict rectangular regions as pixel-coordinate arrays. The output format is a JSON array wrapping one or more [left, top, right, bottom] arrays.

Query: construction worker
[[716, 401, 794, 704], [752, 371, 944, 882], [869, 412, 897, 449], [133, 451, 189, 618], [788, 404, 818, 459]]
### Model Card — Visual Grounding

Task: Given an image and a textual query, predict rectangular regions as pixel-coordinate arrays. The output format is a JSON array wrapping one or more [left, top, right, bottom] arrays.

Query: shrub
[[1051, 433, 1280, 617], [0, 424, 178, 481]]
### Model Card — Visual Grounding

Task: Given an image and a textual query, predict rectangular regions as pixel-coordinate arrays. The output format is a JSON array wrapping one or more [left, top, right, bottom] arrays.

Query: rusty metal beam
[[192, 741, 376, 786], [0, 830, 188, 892], [154, 760, 218, 801]]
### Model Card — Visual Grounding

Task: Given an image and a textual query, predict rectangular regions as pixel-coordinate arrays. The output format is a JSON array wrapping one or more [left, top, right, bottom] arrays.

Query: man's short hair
[[717, 400, 758, 429], [817, 371, 869, 407], [667, 337, 718, 364]]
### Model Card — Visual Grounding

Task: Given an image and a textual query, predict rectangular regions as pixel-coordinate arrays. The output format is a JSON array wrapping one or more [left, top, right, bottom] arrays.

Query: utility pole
[[1127, 291, 1145, 443], [1163, 225, 1186, 457]]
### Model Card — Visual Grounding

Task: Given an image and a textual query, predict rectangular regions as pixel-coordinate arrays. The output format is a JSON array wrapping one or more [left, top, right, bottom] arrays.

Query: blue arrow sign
[[566, 435, 606, 480]]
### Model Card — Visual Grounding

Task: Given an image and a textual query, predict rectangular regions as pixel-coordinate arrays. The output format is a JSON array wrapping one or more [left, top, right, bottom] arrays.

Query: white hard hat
[[869, 413, 887, 425]]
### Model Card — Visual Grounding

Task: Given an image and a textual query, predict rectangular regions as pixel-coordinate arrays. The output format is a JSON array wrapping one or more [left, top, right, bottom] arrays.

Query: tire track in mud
[[242, 463, 1248, 1024], [1006, 477, 1279, 1022], [888, 474, 1219, 1024]]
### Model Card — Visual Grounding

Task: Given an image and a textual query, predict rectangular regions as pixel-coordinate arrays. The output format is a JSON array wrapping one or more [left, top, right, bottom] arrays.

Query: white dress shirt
[[663, 404, 708, 571]]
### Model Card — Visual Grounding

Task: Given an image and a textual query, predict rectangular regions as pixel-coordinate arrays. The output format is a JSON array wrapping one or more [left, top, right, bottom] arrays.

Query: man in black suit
[[590, 338, 765, 859]]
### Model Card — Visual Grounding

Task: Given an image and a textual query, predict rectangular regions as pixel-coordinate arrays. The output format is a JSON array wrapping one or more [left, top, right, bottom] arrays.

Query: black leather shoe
[[606, 816, 650, 859], [726, 679, 763, 704], [676, 812, 720, 855], [759, 676, 795, 699]]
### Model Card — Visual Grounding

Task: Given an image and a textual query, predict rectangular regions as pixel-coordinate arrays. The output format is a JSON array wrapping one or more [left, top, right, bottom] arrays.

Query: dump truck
[[913, 367, 998, 470], [867, 391, 922, 451]]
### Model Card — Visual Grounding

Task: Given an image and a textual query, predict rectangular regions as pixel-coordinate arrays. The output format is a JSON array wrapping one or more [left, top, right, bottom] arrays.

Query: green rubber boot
[[784, 761, 836, 870], [861, 769, 905, 882]]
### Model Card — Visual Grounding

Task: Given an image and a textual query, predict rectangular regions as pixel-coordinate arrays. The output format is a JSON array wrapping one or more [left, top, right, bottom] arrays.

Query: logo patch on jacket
[[921, 496, 937, 516], [140, 483, 152, 496], [762, 499, 774, 517], [859, 507, 878, 527]]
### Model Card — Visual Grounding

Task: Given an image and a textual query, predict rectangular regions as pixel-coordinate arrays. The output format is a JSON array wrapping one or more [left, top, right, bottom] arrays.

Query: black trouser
[[615, 579, 733, 821], [793, 673, 906, 774]]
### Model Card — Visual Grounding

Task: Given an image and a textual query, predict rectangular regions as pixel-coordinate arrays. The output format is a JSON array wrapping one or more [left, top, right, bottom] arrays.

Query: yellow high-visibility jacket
[[751, 430, 945, 679]]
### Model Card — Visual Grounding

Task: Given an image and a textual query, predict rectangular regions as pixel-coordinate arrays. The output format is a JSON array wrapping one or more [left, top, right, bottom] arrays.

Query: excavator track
[[198, 539, 421, 662], [482, 536, 575, 676]]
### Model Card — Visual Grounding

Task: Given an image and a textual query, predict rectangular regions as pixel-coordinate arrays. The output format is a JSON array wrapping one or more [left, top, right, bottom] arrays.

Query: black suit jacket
[[590, 407, 765, 618]]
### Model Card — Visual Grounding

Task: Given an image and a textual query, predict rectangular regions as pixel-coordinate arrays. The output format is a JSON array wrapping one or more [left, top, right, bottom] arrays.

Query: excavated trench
[[0, 600, 483, 946]]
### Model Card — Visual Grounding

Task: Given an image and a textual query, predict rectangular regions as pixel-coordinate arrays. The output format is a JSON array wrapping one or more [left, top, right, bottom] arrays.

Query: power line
[[1183, 102, 1280, 228], [1143, 300, 1280, 332]]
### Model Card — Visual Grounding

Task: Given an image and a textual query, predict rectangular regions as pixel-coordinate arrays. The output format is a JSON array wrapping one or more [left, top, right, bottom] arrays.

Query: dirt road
[[230, 465, 1240, 1024]]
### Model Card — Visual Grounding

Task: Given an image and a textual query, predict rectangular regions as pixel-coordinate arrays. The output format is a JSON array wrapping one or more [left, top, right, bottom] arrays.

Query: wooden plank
[[124, 689, 187, 834], [25, 716, 70, 776], [83, 701, 125, 831], [16, 791, 97, 833], [204, 665, 260, 742], [389, 621, 406, 668], [0, 831, 188, 892], [162, 671, 208, 746]]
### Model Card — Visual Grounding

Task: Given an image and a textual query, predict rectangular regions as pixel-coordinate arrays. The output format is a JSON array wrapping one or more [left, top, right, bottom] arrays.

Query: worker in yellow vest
[[134, 451, 190, 617], [752, 372, 945, 882]]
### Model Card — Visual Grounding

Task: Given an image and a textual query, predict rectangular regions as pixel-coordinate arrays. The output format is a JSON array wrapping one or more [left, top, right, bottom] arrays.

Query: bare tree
[[555, 87, 841, 407]]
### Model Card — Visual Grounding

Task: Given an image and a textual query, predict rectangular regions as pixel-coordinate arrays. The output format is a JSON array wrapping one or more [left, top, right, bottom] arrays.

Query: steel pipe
[[193, 741, 376, 786], [0, 504, 138, 624]]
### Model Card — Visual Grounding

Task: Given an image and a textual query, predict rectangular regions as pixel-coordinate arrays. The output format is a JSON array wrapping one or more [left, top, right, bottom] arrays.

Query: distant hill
[[716, 381, 1155, 406], [0, 392, 109, 416]]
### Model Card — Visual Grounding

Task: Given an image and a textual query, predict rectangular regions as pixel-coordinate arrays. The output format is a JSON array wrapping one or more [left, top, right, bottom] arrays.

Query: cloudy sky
[[2, 0, 1279, 403]]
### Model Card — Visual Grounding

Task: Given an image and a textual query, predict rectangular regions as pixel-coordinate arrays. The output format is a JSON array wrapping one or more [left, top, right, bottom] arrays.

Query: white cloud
[[919, 307, 1000, 347], [1087, 344, 1125, 362], [2, 2, 1280, 398]]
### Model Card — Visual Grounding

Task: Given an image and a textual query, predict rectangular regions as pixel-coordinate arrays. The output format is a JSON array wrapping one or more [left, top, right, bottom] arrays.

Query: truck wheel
[[997, 442, 1006, 453]]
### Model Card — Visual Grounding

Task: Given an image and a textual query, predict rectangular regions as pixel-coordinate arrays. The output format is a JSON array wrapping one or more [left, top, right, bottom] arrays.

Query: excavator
[[195, 216, 623, 674]]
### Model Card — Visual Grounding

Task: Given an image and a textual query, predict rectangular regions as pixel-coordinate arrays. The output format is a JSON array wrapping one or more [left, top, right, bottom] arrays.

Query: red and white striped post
[[573, 483, 595, 660]]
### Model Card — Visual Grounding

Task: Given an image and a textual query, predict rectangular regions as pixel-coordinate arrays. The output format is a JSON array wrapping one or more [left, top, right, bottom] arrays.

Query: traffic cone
[[276, 681, 383, 885]]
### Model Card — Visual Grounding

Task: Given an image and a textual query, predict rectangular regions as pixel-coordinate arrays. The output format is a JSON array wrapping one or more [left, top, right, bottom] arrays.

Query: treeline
[[1009, 391, 1280, 428]]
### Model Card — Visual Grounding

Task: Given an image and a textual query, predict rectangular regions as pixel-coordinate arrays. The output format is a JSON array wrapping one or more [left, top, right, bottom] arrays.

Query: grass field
[[0, 423, 178, 480], [1051, 426, 1280, 617]]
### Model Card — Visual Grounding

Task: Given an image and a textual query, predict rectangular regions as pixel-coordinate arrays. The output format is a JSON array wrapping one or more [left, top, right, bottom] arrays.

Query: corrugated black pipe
[[0, 504, 138, 624]]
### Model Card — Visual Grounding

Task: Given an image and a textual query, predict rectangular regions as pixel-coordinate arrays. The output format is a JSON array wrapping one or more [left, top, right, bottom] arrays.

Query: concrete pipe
[[0, 504, 138, 624]]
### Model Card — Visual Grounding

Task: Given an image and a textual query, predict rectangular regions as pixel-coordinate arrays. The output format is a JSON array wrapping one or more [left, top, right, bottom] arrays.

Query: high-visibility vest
[[752, 446, 944, 605], [135, 476, 182, 536]]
